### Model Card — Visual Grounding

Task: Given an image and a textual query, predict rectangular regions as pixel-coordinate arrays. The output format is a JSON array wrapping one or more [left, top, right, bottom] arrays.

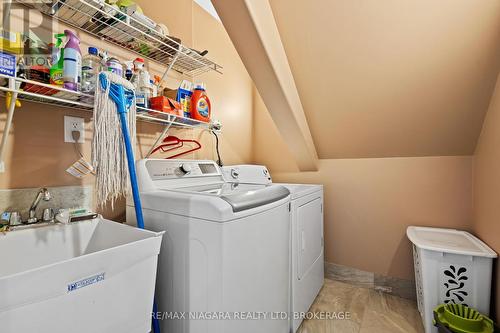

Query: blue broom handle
[[118, 110, 162, 333], [117, 111, 145, 229]]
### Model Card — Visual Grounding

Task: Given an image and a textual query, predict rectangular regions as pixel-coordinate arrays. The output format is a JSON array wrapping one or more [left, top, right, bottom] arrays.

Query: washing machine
[[126, 159, 291, 333], [222, 165, 324, 333]]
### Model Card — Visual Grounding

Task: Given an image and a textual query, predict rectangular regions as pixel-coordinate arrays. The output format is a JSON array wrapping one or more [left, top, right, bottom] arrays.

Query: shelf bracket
[[145, 119, 173, 158], [0, 78, 19, 173], [157, 51, 181, 89]]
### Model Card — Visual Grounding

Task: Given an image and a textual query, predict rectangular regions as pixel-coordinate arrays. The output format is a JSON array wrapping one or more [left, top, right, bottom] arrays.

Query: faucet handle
[[42, 208, 54, 222]]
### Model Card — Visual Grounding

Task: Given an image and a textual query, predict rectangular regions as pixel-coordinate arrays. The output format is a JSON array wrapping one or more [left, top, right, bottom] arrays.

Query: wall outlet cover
[[64, 116, 85, 143]]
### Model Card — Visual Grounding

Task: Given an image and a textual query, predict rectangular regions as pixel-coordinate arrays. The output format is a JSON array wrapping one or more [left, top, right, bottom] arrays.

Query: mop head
[[92, 71, 136, 207]]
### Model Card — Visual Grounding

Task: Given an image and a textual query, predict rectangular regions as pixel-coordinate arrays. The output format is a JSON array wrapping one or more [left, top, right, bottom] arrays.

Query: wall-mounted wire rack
[[14, 0, 223, 77], [0, 1, 222, 172], [0, 74, 213, 129]]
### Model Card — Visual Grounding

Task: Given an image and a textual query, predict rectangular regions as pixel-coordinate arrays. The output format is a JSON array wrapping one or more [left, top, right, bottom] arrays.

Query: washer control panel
[[221, 165, 272, 184], [146, 160, 220, 180]]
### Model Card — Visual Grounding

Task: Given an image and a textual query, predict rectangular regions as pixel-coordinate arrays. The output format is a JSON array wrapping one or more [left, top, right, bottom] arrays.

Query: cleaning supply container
[[190, 83, 211, 122], [49, 33, 65, 86], [62, 30, 82, 91], [81, 46, 101, 94], [433, 304, 494, 333], [407, 227, 497, 333]]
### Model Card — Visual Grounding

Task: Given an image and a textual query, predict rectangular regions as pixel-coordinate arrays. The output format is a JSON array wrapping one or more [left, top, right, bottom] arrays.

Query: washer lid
[[221, 185, 290, 212], [407, 226, 497, 258], [175, 183, 290, 213]]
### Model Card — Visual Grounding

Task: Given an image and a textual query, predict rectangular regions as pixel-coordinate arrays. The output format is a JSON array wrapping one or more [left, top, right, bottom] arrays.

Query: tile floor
[[297, 278, 425, 333]]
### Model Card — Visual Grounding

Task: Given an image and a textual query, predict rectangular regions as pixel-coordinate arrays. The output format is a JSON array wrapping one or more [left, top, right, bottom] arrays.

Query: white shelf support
[[0, 78, 18, 173]]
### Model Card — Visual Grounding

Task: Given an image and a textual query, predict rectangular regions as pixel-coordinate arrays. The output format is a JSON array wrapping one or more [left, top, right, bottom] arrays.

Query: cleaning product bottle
[[81, 46, 101, 94], [130, 57, 144, 86], [124, 61, 133, 81], [49, 33, 65, 86], [132, 58, 151, 108], [106, 57, 123, 77], [190, 83, 211, 122], [177, 80, 193, 118], [152, 75, 161, 97], [62, 29, 82, 91]]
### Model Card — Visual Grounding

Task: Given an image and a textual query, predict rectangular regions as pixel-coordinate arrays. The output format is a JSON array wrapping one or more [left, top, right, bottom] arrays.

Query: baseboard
[[325, 262, 417, 300]]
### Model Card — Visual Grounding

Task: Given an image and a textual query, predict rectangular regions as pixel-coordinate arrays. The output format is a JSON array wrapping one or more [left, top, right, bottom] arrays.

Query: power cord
[[71, 130, 83, 158], [212, 130, 223, 167]]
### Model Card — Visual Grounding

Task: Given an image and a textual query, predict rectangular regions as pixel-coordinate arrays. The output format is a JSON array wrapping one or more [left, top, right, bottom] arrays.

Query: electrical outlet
[[64, 116, 85, 143]]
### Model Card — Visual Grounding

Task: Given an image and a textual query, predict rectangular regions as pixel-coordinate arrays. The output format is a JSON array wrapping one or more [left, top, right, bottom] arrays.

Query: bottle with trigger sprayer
[[49, 33, 65, 86], [62, 30, 82, 91]]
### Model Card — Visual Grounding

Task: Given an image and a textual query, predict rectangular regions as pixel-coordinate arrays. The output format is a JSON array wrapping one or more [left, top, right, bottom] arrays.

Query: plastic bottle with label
[[190, 83, 211, 122], [49, 34, 65, 86], [81, 47, 101, 94], [131, 58, 151, 108], [62, 30, 82, 91], [106, 57, 123, 77]]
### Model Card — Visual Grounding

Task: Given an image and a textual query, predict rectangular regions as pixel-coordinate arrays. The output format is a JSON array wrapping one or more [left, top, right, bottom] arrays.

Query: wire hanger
[[150, 135, 202, 159]]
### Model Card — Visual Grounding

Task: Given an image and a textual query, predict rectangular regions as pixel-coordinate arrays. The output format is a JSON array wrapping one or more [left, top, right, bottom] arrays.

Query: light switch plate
[[64, 116, 85, 143]]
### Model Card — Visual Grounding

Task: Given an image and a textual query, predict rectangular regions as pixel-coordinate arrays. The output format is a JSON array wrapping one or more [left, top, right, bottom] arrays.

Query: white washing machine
[[222, 165, 324, 333], [126, 159, 291, 333]]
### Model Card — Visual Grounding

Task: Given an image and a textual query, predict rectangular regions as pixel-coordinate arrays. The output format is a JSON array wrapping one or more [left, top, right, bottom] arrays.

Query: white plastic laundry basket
[[407, 226, 497, 333]]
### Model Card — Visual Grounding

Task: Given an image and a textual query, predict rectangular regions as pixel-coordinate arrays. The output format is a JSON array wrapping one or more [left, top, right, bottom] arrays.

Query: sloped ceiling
[[269, 0, 500, 158]]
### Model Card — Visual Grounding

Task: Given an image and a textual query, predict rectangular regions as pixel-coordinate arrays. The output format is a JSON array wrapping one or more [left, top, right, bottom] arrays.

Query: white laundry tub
[[0, 218, 163, 333]]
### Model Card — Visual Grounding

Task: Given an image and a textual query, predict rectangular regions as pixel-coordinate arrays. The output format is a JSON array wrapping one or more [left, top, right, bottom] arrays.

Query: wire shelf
[[14, 0, 223, 77], [0, 74, 212, 130], [136, 107, 211, 129], [0, 74, 94, 109]]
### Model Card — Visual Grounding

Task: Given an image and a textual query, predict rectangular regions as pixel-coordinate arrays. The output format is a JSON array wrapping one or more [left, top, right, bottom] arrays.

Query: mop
[[92, 71, 161, 333]]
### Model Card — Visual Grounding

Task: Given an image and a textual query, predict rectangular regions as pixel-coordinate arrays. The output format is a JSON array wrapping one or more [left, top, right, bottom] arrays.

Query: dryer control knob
[[179, 164, 192, 174], [231, 169, 239, 179]]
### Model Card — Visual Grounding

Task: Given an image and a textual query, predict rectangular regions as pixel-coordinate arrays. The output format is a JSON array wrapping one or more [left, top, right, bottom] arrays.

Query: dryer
[[127, 159, 291, 333], [222, 165, 324, 333]]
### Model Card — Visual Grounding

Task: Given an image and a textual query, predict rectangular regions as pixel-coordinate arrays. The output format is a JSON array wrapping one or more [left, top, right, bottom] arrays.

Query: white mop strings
[[92, 71, 137, 208]]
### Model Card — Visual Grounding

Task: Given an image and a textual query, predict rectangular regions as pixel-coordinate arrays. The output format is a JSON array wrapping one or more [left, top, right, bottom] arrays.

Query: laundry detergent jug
[[190, 84, 211, 122]]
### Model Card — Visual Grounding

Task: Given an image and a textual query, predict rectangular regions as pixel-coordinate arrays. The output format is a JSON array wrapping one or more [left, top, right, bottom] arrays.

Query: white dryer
[[126, 159, 291, 333], [222, 165, 324, 333]]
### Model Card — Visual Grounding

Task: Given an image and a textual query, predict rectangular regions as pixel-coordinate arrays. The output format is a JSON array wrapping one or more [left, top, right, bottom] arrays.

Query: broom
[[92, 71, 160, 333]]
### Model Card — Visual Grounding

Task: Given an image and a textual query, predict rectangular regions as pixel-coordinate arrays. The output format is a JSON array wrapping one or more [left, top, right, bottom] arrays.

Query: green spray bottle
[[49, 33, 65, 86]]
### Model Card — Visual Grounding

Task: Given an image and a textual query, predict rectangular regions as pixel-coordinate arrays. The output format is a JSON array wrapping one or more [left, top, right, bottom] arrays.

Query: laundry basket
[[407, 227, 497, 333]]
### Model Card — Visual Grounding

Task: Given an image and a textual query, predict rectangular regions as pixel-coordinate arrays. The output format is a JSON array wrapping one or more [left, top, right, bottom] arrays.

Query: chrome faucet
[[27, 188, 51, 223]]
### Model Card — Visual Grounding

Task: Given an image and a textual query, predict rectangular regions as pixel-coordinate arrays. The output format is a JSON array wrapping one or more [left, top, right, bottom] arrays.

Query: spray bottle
[[49, 33, 65, 86], [62, 29, 82, 91]]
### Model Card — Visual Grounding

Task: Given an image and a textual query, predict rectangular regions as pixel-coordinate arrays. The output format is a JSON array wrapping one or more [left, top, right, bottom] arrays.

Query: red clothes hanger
[[150, 135, 202, 159]]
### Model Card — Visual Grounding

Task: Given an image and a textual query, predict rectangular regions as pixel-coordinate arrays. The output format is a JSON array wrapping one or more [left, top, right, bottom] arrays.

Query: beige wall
[[254, 90, 473, 280], [0, 1, 254, 219], [473, 72, 500, 321], [269, 0, 500, 158]]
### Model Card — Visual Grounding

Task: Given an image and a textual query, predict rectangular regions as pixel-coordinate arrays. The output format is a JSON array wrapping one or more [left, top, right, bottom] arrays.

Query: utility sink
[[0, 218, 163, 333]]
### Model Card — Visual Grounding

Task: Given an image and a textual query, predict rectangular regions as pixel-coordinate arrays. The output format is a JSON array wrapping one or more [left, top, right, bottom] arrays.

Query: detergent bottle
[[62, 29, 82, 91], [190, 83, 211, 122], [49, 33, 65, 86]]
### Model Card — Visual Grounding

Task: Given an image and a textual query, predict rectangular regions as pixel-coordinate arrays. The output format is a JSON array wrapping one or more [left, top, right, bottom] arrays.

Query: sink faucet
[[27, 188, 51, 223]]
